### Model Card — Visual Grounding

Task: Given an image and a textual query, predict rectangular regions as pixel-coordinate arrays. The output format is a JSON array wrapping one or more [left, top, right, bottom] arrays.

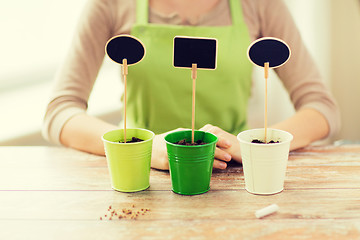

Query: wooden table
[[1, 145, 360, 239]]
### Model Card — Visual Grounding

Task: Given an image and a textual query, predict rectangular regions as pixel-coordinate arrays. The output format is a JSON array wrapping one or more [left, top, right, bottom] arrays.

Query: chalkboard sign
[[247, 37, 290, 68], [105, 35, 146, 143], [173, 36, 218, 69], [105, 35, 145, 65]]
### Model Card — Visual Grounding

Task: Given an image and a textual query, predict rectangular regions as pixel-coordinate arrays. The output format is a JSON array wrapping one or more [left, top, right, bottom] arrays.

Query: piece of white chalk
[[255, 204, 279, 219]]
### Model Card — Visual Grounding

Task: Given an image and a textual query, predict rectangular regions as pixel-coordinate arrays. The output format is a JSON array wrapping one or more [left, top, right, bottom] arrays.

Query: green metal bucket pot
[[165, 130, 218, 195], [102, 128, 155, 192]]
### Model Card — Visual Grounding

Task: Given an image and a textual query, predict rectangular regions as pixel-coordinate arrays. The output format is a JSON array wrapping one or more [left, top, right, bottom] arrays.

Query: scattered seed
[[100, 205, 151, 221]]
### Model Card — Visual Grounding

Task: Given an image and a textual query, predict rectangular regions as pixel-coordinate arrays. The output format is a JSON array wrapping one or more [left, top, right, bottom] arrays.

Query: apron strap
[[136, 0, 148, 25], [229, 0, 245, 26]]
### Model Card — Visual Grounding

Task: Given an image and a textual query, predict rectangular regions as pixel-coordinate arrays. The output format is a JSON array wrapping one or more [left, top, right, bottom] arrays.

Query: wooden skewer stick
[[123, 58, 128, 143], [191, 63, 197, 144], [264, 62, 269, 143]]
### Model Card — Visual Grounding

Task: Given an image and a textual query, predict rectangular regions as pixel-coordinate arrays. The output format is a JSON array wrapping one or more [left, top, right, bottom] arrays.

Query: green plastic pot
[[102, 128, 155, 192], [165, 130, 218, 195]]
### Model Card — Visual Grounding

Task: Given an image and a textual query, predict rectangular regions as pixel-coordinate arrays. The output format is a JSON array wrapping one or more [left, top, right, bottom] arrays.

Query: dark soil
[[251, 139, 280, 144], [175, 139, 206, 146], [119, 137, 144, 143]]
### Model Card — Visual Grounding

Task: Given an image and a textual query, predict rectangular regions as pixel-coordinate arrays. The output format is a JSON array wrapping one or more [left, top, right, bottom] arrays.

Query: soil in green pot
[[175, 139, 206, 146]]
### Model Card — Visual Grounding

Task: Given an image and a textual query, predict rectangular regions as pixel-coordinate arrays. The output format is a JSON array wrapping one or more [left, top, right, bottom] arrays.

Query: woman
[[42, 0, 340, 170]]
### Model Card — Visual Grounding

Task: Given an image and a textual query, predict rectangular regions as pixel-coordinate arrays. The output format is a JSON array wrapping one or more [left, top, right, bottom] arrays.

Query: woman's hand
[[200, 124, 242, 169], [150, 126, 242, 170], [151, 128, 186, 170]]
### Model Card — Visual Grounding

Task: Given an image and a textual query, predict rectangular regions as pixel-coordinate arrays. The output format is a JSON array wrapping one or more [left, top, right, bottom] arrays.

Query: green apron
[[126, 0, 252, 135]]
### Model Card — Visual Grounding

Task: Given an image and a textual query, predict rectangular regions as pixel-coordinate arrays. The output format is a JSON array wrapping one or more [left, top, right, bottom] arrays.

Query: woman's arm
[[270, 108, 329, 151], [60, 113, 118, 156], [200, 107, 331, 165], [60, 116, 233, 170], [252, 0, 341, 138], [42, 0, 135, 146]]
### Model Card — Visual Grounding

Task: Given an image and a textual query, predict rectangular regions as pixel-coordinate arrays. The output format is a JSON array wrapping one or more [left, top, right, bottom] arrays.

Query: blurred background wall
[[330, 0, 360, 141]]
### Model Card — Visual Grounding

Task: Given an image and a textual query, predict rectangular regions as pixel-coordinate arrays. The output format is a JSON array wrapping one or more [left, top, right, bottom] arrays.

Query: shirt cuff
[[42, 106, 86, 145]]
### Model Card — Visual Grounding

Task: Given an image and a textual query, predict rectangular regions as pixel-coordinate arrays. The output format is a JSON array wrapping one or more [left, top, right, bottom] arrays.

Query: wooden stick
[[264, 62, 269, 143], [191, 63, 197, 144], [123, 59, 128, 143]]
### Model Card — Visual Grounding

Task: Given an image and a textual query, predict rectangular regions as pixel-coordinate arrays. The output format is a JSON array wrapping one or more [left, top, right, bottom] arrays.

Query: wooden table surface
[[0, 145, 360, 239]]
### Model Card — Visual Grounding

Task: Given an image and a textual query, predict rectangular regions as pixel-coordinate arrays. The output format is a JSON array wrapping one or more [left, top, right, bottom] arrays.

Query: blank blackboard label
[[105, 35, 145, 65], [247, 37, 290, 68], [173, 36, 218, 69]]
